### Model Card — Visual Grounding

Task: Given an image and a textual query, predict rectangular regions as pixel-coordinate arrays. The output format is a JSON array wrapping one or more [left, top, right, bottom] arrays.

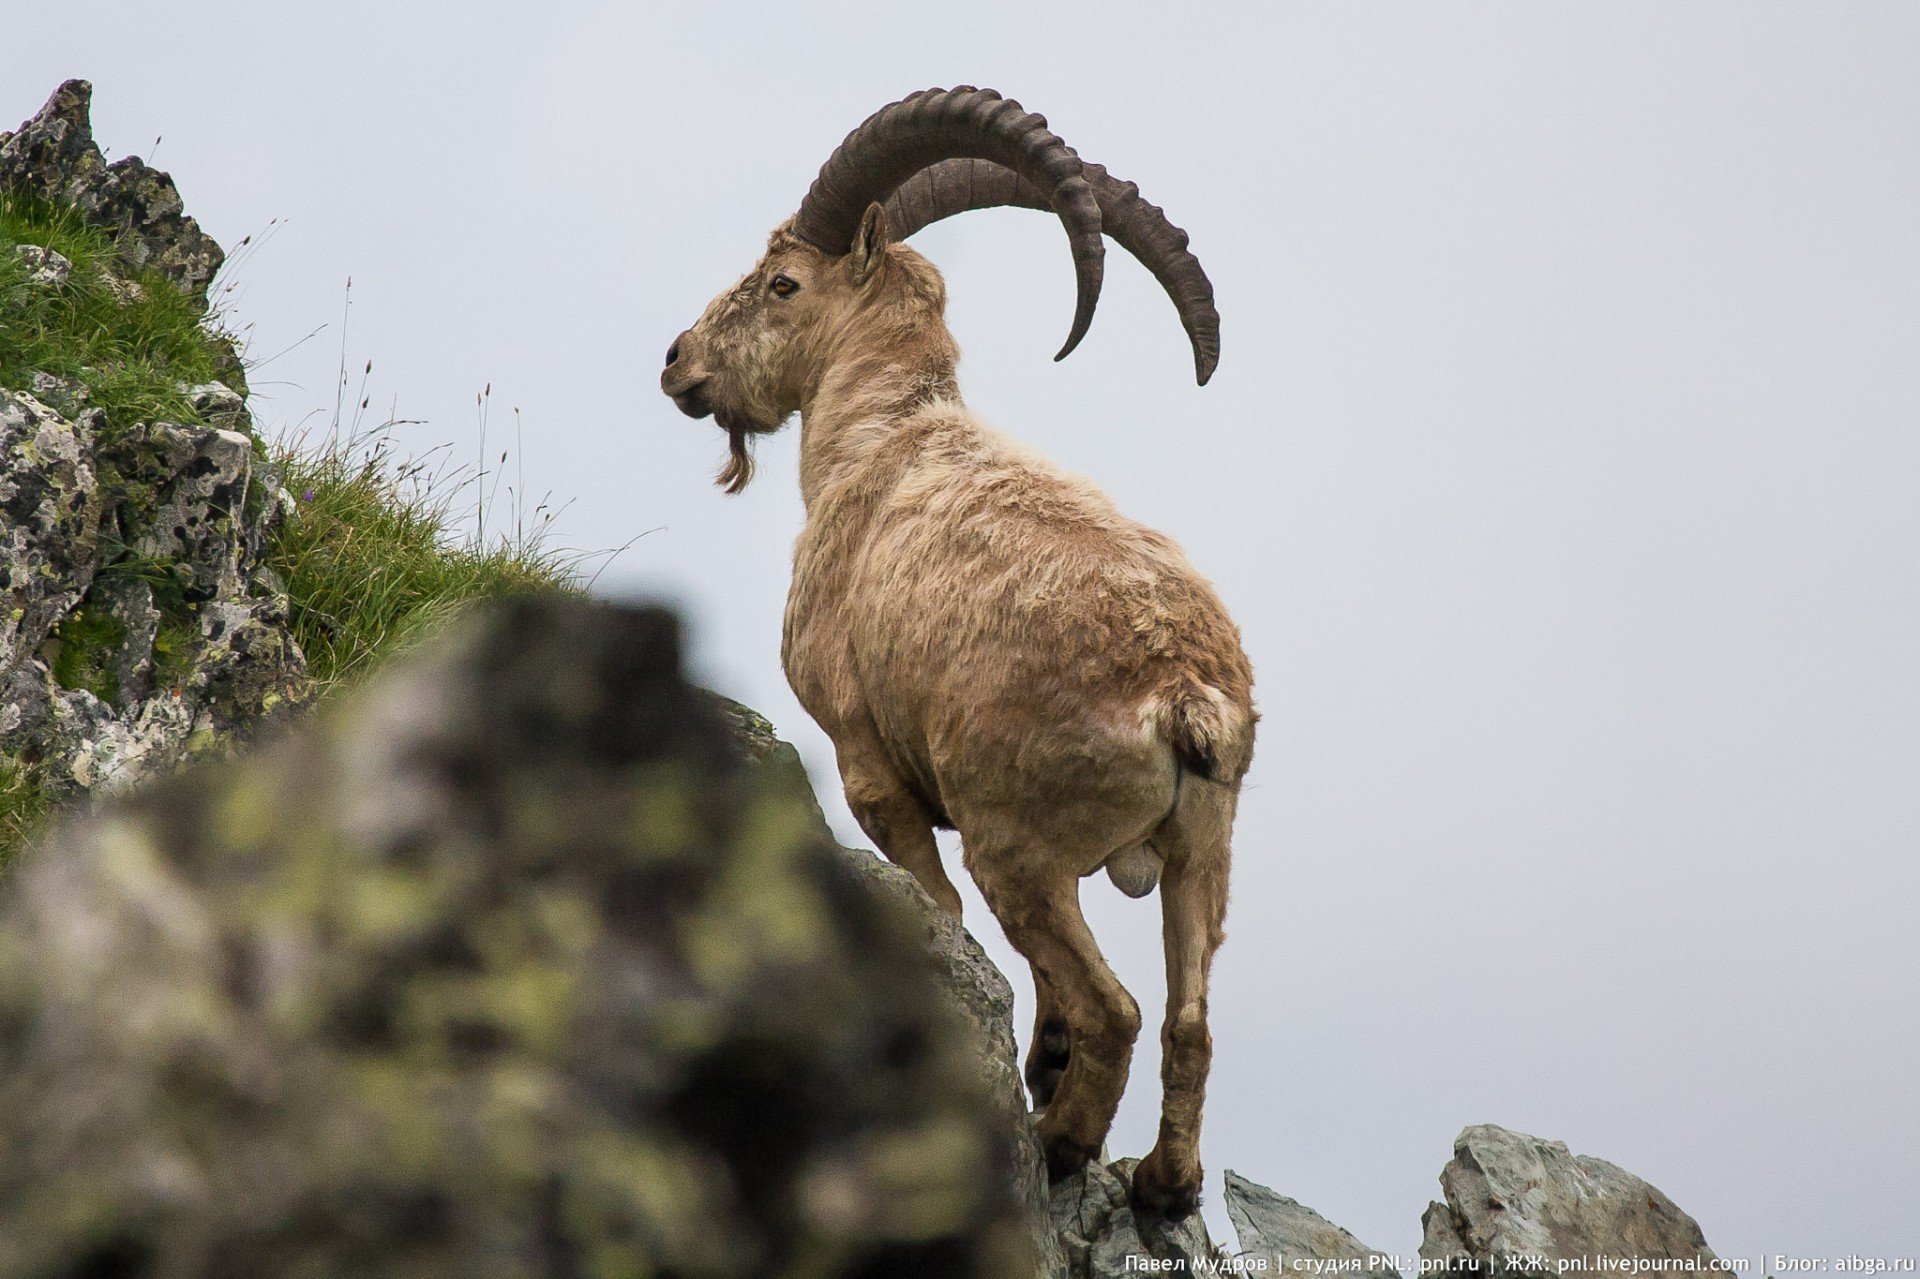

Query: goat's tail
[[1101, 679, 1250, 899], [1151, 678, 1255, 785]]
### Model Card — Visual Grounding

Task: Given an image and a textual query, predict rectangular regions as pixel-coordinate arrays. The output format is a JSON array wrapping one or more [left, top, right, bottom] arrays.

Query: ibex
[[660, 87, 1254, 1219]]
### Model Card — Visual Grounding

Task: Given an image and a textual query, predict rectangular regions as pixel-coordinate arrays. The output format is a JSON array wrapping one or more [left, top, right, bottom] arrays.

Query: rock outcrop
[[2, 83, 307, 813], [0, 597, 1035, 1278], [0, 79, 225, 307], [1420, 1125, 1718, 1270]]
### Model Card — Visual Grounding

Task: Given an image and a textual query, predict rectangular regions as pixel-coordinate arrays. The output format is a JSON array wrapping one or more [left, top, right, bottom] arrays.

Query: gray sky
[[10, 1, 1918, 1262]]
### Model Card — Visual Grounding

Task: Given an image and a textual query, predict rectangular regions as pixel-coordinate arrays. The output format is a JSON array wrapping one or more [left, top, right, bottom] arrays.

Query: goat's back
[[787, 405, 1254, 825]]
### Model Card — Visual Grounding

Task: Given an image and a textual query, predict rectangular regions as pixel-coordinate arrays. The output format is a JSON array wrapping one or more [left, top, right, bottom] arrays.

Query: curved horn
[[884, 157, 1221, 385], [793, 87, 1105, 361]]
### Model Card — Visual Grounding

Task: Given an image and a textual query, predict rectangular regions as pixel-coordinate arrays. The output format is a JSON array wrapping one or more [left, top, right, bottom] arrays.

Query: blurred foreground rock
[[0, 597, 1033, 1278]]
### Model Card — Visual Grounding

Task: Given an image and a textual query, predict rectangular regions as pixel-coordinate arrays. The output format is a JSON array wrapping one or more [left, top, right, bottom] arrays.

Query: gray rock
[[92, 577, 161, 706], [121, 420, 264, 602], [183, 380, 250, 431], [92, 266, 146, 306], [1225, 1168, 1393, 1268], [25, 371, 88, 416], [10, 244, 70, 287], [1050, 1157, 1223, 1279], [0, 392, 103, 684], [0, 80, 225, 306], [1419, 1125, 1717, 1269], [39, 668, 193, 795]]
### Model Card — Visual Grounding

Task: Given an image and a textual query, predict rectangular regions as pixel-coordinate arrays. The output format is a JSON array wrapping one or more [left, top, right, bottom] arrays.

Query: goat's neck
[[795, 325, 959, 511]]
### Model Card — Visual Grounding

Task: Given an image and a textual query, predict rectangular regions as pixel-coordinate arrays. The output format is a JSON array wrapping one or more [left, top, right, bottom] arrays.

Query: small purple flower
[[300, 488, 315, 502]]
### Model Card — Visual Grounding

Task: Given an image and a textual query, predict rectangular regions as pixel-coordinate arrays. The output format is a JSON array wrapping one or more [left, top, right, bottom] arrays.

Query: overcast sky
[[9, 1, 1918, 1262]]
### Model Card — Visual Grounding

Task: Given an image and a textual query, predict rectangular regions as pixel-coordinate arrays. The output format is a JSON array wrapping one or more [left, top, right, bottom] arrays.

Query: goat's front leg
[[975, 864, 1140, 1179], [839, 749, 963, 918]]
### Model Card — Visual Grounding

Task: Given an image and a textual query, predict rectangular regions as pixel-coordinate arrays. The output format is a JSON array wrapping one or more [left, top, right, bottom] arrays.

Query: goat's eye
[[770, 273, 800, 298]]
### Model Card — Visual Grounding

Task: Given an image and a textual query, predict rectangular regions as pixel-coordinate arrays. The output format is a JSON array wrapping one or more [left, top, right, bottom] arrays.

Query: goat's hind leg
[[972, 860, 1141, 1180], [839, 746, 963, 918], [1131, 782, 1235, 1221]]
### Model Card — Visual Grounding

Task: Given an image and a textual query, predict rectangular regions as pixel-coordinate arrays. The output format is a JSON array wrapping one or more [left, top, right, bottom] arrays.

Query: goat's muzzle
[[661, 330, 714, 418]]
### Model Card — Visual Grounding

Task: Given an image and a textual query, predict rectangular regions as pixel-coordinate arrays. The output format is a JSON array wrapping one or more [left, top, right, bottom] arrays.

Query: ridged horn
[[884, 157, 1220, 385], [793, 87, 1105, 361]]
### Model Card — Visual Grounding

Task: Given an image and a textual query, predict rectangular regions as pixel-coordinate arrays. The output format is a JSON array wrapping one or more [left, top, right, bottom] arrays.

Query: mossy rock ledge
[[1, 81, 306, 810]]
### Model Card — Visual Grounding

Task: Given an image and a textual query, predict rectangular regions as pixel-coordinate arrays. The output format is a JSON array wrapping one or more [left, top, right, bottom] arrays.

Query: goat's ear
[[849, 202, 893, 286]]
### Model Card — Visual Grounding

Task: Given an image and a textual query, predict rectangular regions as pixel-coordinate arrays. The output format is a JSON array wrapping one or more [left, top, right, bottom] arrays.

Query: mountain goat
[[660, 87, 1255, 1219]]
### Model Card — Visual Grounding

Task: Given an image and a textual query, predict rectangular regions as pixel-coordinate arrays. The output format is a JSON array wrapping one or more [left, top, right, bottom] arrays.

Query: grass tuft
[[270, 433, 579, 691], [0, 759, 48, 860], [0, 191, 581, 868], [0, 189, 235, 433]]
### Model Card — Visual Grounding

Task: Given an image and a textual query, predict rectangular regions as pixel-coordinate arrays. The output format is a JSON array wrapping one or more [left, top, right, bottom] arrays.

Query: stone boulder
[[1225, 1169, 1394, 1270], [1419, 1125, 1718, 1269], [1050, 1157, 1224, 1278], [0, 597, 1037, 1278]]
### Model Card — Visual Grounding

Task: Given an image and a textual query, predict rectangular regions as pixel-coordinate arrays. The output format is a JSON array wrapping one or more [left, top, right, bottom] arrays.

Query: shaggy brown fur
[[662, 206, 1255, 1220]]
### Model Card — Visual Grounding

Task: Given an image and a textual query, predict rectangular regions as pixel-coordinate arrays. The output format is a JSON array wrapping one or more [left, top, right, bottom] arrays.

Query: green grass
[[0, 191, 580, 865], [45, 605, 129, 704], [0, 190, 234, 434], [271, 439, 579, 691], [0, 759, 49, 861]]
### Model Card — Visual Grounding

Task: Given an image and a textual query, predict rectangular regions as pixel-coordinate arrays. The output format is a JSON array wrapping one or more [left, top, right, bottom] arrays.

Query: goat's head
[[663, 86, 1221, 493]]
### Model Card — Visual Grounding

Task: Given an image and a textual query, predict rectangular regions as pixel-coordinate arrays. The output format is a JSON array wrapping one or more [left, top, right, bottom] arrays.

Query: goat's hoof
[[1130, 1151, 1202, 1222], [1040, 1132, 1099, 1182]]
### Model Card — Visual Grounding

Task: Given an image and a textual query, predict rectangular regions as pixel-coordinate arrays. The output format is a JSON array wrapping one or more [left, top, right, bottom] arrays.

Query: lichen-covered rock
[[0, 392, 104, 683], [115, 418, 267, 602], [0, 80, 224, 306], [1224, 1169, 1392, 1268], [0, 391, 308, 803], [11, 243, 70, 287], [1419, 1125, 1718, 1269], [0, 597, 1038, 1278], [2, 86, 300, 813], [25, 370, 88, 416], [183, 379, 250, 431]]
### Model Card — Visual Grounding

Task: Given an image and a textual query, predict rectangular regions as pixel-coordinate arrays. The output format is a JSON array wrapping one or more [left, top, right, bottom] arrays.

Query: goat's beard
[[715, 423, 756, 495]]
